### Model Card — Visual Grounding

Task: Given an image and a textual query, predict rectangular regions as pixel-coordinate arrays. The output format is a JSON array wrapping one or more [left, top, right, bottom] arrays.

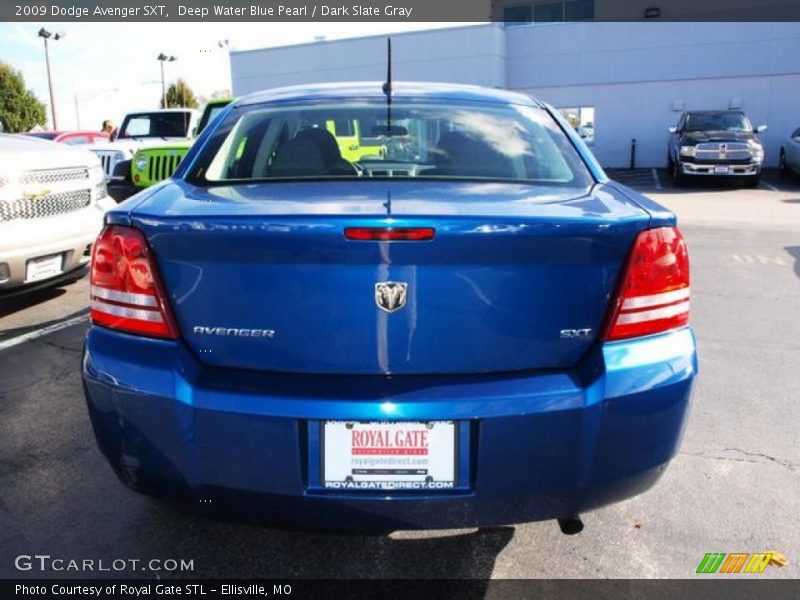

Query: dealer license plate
[[25, 253, 63, 283], [714, 165, 730, 174], [322, 421, 457, 491]]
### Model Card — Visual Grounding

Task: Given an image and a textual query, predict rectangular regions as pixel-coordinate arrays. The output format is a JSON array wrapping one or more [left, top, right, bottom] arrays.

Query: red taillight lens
[[604, 226, 690, 341], [90, 225, 178, 339], [344, 227, 435, 241]]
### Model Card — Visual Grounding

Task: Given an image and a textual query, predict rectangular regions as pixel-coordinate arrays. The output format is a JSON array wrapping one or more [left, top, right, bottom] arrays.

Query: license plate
[[322, 421, 457, 491], [714, 165, 730, 174], [25, 254, 63, 283]]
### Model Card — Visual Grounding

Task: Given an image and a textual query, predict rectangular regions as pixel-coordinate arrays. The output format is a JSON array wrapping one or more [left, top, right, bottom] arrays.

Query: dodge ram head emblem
[[375, 282, 408, 313]]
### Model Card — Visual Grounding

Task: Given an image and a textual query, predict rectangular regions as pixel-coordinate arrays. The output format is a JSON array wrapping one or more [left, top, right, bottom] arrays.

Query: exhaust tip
[[557, 515, 584, 535]]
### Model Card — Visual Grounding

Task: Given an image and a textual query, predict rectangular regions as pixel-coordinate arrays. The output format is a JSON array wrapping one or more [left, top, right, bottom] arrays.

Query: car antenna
[[381, 37, 392, 135]]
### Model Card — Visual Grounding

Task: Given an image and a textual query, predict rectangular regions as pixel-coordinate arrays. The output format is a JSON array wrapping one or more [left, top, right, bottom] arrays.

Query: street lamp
[[157, 53, 177, 108], [38, 28, 65, 130]]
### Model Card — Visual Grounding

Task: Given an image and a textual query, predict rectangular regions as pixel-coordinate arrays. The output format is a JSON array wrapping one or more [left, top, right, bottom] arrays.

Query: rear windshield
[[685, 112, 751, 132], [118, 112, 192, 139], [188, 100, 594, 187]]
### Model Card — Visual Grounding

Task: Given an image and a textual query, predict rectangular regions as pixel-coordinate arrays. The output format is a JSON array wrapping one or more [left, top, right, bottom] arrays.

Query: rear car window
[[118, 113, 192, 139], [188, 100, 594, 188]]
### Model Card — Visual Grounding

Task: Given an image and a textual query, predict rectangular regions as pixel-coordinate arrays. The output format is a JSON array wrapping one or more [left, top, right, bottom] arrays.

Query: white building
[[231, 22, 800, 168]]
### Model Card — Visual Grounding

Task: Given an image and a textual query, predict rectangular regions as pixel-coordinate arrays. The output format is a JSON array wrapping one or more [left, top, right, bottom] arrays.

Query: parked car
[[779, 126, 800, 177], [0, 134, 113, 296], [667, 110, 766, 186], [123, 99, 233, 200], [82, 82, 697, 530], [23, 130, 109, 145], [89, 108, 200, 199]]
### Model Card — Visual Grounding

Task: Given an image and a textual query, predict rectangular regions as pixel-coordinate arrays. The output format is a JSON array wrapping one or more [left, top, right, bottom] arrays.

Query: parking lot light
[[38, 28, 65, 130], [157, 53, 177, 108]]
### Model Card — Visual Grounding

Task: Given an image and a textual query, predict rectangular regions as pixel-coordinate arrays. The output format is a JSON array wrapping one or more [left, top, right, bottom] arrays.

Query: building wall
[[231, 24, 506, 94], [231, 22, 800, 168], [506, 22, 800, 167]]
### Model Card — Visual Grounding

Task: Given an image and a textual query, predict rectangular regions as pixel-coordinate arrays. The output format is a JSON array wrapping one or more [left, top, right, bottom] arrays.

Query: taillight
[[604, 226, 690, 341], [344, 227, 435, 241], [90, 225, 178, 339]]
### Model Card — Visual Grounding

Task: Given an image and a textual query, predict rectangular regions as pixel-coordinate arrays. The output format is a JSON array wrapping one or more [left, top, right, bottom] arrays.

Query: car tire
[[743, 174, 761, 188], [670, 156, 685, 185]]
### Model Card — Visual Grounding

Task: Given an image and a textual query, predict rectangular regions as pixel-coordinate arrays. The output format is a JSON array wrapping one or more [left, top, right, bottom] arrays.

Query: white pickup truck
[[90, 108, 200, 188], [0, 134, 115, 295]]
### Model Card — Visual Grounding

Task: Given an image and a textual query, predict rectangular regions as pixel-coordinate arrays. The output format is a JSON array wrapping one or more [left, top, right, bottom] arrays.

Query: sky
[[0, 22, 460, 131]]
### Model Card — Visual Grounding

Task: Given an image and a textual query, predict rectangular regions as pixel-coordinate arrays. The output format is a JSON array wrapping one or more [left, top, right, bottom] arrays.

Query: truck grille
[[695, 142, 751, 161], [93, 150, 123, 178], [19, 167, 90, 185], [0, 189, 92, 222], [147, 152, 186, 182]]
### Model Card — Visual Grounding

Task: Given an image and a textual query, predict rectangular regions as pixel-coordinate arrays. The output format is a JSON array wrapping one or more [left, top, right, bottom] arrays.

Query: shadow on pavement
[[0, 307, 88, 342], [0, 287, 67, 320], [139, 507, 515, 580]]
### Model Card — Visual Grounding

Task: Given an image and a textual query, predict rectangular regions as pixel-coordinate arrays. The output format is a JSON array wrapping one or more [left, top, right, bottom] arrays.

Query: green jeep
[[130, 99, 233, 190]]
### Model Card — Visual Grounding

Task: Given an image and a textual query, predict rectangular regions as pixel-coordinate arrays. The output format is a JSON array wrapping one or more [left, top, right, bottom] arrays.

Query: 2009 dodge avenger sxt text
[[82, 82, 697, 529]]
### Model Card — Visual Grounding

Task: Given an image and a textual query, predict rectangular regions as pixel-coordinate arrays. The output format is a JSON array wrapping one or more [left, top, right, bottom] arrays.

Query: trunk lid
[[131, 180, 650, 375]]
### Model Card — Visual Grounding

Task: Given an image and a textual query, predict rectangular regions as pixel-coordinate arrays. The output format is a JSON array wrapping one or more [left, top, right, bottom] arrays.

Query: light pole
[[73, 88, 119, 130], [38, 28, 65, 130], [73, 81, 160, 130], [157, 53, 177, 108]]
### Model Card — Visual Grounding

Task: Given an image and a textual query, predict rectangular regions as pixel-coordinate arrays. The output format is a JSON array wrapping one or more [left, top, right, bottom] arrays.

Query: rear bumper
[[82, 327, 697, 529]]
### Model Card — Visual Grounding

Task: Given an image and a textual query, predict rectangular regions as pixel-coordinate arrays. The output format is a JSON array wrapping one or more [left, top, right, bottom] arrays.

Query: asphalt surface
[[1, 170, 798, 580]]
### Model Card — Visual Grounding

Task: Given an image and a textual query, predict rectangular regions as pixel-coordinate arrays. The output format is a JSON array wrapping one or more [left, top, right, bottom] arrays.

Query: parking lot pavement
[[1, 175, 798, 580], [0, 276, 89, 348], [607, 168, 800, 232]]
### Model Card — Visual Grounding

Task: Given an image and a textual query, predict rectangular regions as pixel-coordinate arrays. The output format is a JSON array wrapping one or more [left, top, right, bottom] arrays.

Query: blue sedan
[[82, 82, 697, 530]]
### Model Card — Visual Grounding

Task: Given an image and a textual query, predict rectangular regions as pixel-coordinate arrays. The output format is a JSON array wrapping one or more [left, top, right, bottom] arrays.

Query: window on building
[[565, 0, 594, 20], [558, 107, 595, 144], [534, 2, 564, 22], [503, 0, 594, 25], [504, 4, 533, 22]]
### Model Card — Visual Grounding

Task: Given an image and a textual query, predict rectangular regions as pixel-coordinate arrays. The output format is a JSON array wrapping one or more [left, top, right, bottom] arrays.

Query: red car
[[23, 130, 109, 145]]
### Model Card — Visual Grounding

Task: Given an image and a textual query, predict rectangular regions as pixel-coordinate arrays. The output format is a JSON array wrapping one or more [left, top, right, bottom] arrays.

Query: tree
[[0, 61, 46, 132], [160, 79, 199, 109], [197, 89, 232, 107]]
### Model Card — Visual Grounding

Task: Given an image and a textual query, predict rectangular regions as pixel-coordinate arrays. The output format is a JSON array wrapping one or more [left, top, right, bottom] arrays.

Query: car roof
[[124, 108, 201, 115], [685, 110, 745, 114], [236, 82, 542, 108]]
